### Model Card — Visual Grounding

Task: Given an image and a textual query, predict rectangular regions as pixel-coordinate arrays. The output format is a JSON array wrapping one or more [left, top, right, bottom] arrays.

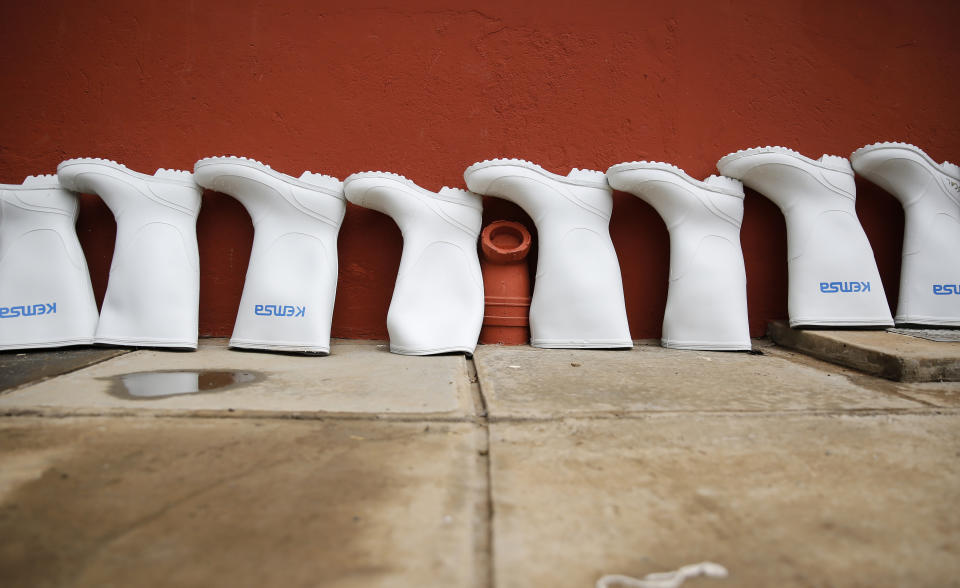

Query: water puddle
[[105, 370, 262, 400]]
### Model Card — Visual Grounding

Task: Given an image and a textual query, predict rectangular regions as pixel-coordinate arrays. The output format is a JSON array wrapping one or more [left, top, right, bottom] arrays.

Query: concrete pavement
[[1, 338, 958, 587]]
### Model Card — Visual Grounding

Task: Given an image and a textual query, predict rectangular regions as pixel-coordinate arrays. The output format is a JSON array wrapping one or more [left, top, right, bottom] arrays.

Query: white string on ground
[[596, 561, 728, 588]]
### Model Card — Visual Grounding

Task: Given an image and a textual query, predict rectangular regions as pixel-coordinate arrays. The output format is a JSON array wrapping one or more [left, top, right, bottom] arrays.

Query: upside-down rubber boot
[[607, 162, 751, 350], [194, 156, 346, 354], [851, 142, 960, 326], [57, 158, 202, 348], [343, 172, 484, 355], [717, 147, 893, 327], [343, 172, 483, 355], [464, 159, 633, 348], [0, 175, 99, 349]]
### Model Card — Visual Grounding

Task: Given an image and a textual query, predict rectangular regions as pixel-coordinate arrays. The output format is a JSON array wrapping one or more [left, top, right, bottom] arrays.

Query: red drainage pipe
[[479, 220, 532, 345]]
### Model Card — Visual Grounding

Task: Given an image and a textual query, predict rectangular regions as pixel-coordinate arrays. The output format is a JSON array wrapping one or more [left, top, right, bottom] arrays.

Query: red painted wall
[[1, 1, 957, 340]]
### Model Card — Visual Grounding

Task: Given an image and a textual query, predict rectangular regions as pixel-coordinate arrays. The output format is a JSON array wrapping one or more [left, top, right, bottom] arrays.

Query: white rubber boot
[[194, 156, 345, 354], [607, 161, 751, 350], [0, 175, 99, 350], [343, 172, 483, 355], [57, 158, 202, 348], [717, 147, 893, 327], [851, 142, 960, 326], [464, 159, 632, 348]]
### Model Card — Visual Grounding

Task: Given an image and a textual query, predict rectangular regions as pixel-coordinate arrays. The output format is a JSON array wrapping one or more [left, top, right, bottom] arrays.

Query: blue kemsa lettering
[[0, 302, 56, 318], [819, 281, 871, 294], [933, 284, 960, 295], [254, 304, 306, 317]]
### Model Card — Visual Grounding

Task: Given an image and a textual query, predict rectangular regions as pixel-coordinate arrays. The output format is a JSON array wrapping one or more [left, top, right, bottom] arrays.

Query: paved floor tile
[[0, 339, 473, 417], [474, 344, 928, 418], [489, 415, 960, 588], [0, 347, 129, 392], [0, 416, 486, 588]]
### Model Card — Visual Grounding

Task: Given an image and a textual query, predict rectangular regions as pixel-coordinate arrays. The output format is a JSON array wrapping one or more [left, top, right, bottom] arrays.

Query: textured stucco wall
[[0, 0, 957, 339]]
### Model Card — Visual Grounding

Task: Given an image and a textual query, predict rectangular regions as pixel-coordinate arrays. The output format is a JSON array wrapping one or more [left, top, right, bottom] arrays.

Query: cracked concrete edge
[[767, 321, 960, 382]]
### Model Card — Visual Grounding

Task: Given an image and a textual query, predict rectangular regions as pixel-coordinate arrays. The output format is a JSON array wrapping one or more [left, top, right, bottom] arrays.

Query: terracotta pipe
[[479, 220, 532, 345]]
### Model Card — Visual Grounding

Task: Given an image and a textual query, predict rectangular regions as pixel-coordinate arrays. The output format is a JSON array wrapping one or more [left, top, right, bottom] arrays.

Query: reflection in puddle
[[108, 370, 261, 399]]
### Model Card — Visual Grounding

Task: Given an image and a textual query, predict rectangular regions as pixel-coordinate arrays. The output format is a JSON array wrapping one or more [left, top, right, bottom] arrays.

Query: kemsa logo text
[[255, 304, 306, 317], [933, 284, 960, 295], [0, 302, 57, 318], [819, 281, 871, 293]]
